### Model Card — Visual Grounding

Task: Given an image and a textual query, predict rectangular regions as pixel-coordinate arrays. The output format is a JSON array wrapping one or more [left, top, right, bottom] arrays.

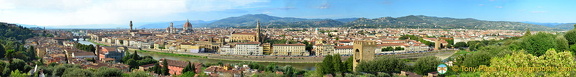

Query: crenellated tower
[[352, 40, 376, 72]]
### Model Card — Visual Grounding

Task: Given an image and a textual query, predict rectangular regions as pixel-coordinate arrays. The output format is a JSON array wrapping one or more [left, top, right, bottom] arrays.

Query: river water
[[76, 39, 317, 70]]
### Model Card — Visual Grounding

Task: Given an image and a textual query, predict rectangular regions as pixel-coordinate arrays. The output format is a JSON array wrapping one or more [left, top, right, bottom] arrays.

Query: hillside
[[552, 23, 576, 30], [138, 20, 213, 29], [0, 22, 36, 40], [346, 15, 561, 31], [203, 14, 561, 31]]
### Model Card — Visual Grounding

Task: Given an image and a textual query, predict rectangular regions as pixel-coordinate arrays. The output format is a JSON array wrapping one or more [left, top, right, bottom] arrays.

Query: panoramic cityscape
[[1, 0, 576, 77]]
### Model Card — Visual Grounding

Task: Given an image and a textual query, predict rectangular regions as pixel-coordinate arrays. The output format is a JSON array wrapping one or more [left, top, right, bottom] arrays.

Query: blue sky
[[0, 0, 575, 28]]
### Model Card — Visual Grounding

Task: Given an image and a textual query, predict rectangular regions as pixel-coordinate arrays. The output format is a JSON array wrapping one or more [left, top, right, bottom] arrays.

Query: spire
[[129, 21, 133, 30]]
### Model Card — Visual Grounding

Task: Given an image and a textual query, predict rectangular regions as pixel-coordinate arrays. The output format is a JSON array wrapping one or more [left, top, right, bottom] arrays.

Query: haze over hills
[[204, 14, 561, 31], [137, 20, 214, 29], [5, 14, 570, 31]]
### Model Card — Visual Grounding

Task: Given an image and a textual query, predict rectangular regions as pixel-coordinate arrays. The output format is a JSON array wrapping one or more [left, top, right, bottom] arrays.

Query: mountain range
[[10, 14, 573, 31], [197, 14, 561, 31]]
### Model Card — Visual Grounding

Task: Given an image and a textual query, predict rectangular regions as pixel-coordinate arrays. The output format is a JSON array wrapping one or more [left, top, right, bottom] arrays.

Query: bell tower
[[352, 40, 376, 72], [256, 20, 261, 43]]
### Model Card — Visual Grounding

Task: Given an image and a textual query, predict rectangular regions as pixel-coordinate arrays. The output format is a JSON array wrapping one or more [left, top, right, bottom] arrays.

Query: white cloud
[[0, 0, 267, 26]]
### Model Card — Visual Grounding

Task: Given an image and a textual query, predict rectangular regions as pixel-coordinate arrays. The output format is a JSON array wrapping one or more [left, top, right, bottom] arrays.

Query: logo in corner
[[437, 64, 448, 74]]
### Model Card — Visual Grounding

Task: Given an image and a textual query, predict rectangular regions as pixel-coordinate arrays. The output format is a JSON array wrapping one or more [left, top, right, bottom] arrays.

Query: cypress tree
[[322, 55, 334, 75], [161, 59, 170, 75], [332, 54, 343, 73]]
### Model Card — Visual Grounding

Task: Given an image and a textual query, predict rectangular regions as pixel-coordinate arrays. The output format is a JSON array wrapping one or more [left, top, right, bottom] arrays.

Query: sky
[[0, 0, 575, 28]]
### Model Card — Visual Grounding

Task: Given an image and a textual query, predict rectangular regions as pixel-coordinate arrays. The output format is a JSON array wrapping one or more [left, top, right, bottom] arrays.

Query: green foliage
[[126, 59, 139, 69], [524, 28, 531, 36], [9, 69, 28, 77], [344, 56, 353, 72], [321, 55, 334, 75], [570, 44, 576, 56], [95, 67, 123, 77], [482, 49, 576, 76], [461, 51, 492, 67], [519, 32, 558, 56], [124, 70, 152, 77], [62, 68, 93, 77], [177, 71, 196, 77], [0, 23, 36, 40], [412, 56, 442, 75], [564, 28, 576, 45], [453, 42, 467, 48], [0, 44, 5, 59], [74, 43, 96, 52], [181, 61, 196, 73], [150, 63, 162, 74], [161, 59, 170, 75], [555, 35, 569, 51], [332, 54, 343, 73], [265, 63, 277, 72], [356, 56, 407, 74]]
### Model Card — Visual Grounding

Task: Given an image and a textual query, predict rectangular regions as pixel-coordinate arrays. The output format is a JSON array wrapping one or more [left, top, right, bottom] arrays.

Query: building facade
[[272, 44, 308, 56]]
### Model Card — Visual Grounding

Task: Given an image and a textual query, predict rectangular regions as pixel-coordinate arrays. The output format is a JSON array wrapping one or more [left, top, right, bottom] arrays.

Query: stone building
[[352, 40, 376, 72]]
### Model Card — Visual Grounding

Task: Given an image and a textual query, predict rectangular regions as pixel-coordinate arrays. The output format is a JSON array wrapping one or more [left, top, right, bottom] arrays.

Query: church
[[166, 19, 194, 34]]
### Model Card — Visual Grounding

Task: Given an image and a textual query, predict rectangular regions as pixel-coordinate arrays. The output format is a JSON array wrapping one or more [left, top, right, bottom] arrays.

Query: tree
[[564, 25, 576, 45], [321, 55, 334, 75], [332, 54, 343, 73], [412, 56, 442, 75], [10, 69, 28, 77], [161, 59, 170, 75], [125, 70, 153, 77], [555, 35, 569, 51], [524, 28, 531, 36], [570, 44, 576, 56], [126, 59, 138, 70], [283, 66, 295, 77], [27, 46, 36, 61], [0, 44, 5, 59], [344, 55, 353, 72], [182, 61, 195, 73], [95, 67, 123, 76], [151, 63, 162, 74], [356, 56, 407, 74], [178, 72, 196, 77], [460, 51, 492, 67], [454, 42, 468, 48], [62, 68, 93, 77], [520, 32, 558, 56], [482, 49, 575, 77]]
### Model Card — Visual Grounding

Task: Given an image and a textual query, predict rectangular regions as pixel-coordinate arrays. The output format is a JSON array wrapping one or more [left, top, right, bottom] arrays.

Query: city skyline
[[0, 0, 575, 28]]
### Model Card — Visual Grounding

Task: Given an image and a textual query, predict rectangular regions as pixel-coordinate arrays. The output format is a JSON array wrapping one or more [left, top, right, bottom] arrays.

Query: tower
[[129, 21, 133, 31], [352, 40, 376, 72], [256, 20, 261, 43], [434, 38, 441, 50]]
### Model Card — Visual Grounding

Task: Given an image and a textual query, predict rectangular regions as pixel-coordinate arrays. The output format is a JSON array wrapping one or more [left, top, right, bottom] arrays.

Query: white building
[[219, 42, 263, 55]]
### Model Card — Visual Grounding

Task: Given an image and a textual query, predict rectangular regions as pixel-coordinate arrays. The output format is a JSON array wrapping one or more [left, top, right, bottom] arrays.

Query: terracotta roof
[[232, 33, 256, 35], [73, 51, 95, 56], [335, 46, 353, 49]]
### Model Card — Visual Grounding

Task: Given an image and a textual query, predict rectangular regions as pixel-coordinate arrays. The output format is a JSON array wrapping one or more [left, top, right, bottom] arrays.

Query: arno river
[[76, 39, 317, 70]]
